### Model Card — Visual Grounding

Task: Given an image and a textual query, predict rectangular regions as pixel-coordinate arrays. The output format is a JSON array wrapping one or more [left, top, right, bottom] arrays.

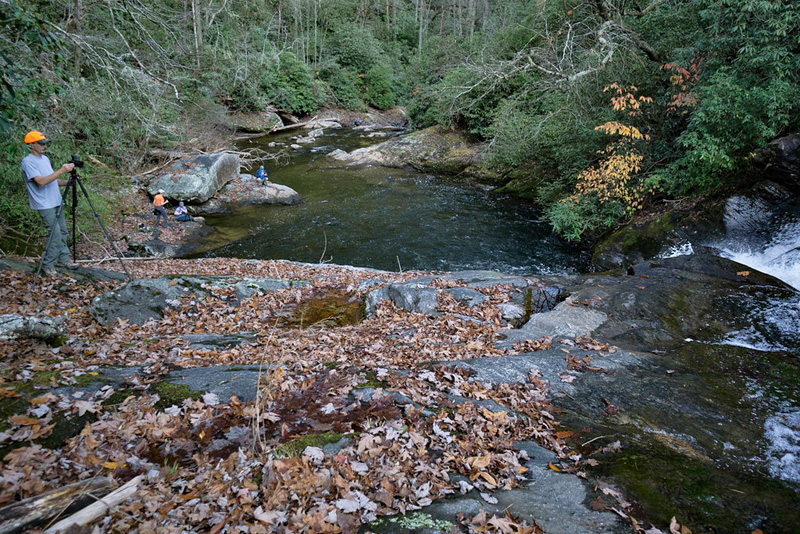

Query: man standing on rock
[[21, 130, 79, 277]]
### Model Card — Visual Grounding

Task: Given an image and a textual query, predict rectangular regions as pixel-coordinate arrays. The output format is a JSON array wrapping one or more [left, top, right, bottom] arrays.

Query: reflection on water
[[190, 129, 588, 274]]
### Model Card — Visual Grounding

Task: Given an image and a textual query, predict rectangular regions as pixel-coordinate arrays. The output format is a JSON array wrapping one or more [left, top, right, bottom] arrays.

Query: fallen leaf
[[30, 392, 58, 405], [9, 416, 41, 426], [480, 491, 498, 504]]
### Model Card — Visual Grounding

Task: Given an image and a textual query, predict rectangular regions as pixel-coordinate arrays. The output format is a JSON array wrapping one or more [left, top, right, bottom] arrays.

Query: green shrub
[[319, 64, 365, 110], [363, 64, 396, 109], [548, 195, 625, 242], [270, 52, 319, 115]]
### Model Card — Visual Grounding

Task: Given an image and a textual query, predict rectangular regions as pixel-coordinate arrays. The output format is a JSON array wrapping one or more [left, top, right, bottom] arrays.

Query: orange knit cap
[[24, 131, 47, 144]]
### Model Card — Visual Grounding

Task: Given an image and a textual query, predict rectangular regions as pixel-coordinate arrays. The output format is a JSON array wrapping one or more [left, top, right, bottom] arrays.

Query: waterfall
[[702, 197, 800, 352], [718, 220, 800, 291]]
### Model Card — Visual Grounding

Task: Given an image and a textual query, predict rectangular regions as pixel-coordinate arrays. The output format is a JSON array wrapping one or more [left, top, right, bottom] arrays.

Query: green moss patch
[[355, 369, 389, 389], [368, 512, 455, 532], [280, 291, 365, 328], [151, 383, 204, 411], [274, 432, 349, 458]]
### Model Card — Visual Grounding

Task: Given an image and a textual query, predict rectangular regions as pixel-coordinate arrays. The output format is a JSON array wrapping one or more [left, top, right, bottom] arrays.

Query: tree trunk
[[44, 476, 143, 534], [72, 0, 83, 77], [191, 0, 203, 68], [417, 0, 424, 53]]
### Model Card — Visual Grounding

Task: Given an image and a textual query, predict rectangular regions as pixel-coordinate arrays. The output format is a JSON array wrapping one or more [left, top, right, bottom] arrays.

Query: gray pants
[[154, 205, 168, 228], [38, 206, 71, 268]]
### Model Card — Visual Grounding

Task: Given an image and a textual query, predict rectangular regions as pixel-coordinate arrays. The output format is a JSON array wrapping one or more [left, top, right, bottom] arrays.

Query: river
[[189, 128, 589, 274]]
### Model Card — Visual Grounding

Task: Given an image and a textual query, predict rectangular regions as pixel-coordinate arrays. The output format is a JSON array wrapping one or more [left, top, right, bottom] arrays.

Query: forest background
[[1, 0, 798, 245]]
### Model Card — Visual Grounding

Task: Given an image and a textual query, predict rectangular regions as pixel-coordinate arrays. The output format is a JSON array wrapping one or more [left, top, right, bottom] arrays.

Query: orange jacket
[[154, 194, 166, 207]]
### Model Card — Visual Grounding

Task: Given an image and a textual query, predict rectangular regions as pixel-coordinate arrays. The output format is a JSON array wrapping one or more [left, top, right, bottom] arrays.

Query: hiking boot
[[42, 267, 58, 277], [57, 261, 79, 269]]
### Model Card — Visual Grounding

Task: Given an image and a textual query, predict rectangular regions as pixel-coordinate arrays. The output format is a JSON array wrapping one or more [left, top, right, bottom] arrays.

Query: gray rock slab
[[498, 298, 608, 349], [234, 278, 309, 300], [166, 365, 273, 403], [445, 394, 508, 414], [53, 366, 143, 398], [451, 348, 642, 396], [441, 270, 532, 288], [183, 333, 258, 350], [366, 440, 626, 534], [445, 287, 487, 307], [365, 280, 441, 317], [90, 275, 310, 326], [0, 313, 65, 342], [90, 278, 188, 326]]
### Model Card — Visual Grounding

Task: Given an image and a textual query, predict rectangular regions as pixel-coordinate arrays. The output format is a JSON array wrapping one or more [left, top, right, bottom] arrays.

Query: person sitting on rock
[[174, 201, 193, 222], [256, 165, 269, 184], [153, 189, 169, 228]]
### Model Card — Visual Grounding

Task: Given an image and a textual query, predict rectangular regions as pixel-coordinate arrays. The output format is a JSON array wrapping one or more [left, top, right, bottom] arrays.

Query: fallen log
[[45, 475, 143, 534], [271, 114, 318, 133], [0, 477, 113, 534], [0, 314, 65, 342]]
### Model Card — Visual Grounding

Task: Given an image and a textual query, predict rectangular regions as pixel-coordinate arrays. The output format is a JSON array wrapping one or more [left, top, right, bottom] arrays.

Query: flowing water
[[654, 194, 800, 511], [189, 129, 589, 274]]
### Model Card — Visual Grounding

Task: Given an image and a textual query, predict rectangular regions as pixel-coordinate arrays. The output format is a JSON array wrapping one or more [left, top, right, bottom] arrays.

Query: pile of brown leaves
[[0, 259, 660, 533]]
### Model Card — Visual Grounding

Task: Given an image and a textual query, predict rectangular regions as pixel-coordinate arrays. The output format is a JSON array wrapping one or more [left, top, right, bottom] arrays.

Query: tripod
[[35, 169, 131, 282]]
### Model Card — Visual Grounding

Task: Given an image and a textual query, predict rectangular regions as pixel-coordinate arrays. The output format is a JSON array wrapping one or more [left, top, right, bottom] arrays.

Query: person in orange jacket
[[153, 189, 169, 228]]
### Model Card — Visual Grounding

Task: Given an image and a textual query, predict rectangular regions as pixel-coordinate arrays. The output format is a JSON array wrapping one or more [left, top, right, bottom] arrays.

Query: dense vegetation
[[2, 0, 798, 243]]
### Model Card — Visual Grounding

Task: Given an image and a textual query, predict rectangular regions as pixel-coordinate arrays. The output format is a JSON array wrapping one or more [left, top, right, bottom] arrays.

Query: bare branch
[[106, 0, 182, 102]]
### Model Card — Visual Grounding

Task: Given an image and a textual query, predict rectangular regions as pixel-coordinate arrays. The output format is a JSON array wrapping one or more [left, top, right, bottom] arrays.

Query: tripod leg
[[73, 176, 132, 280]]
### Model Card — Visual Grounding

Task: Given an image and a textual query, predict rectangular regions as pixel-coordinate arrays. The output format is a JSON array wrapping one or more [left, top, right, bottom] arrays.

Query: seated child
[[256, 165, 269, 184]]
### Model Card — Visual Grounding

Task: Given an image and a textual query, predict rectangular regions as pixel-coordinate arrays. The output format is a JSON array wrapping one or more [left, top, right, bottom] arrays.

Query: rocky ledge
[[3, 249, 797, 532]]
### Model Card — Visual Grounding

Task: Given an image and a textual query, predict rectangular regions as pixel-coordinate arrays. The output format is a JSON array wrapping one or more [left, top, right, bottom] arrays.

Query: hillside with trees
[[2, 0, 798, 242]]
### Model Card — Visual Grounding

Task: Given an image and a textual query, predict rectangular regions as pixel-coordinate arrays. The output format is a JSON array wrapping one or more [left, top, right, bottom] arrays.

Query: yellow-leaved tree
[[569, 83, 652, 214]]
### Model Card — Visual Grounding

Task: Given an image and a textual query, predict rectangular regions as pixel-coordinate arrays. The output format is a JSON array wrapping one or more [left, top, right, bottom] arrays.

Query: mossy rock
[[366, 512, 455, 533], [592, 201, 725, 271]]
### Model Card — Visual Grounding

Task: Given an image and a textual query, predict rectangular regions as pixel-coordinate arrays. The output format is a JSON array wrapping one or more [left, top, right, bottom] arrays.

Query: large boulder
[[148, 153, 240, 203], [228, 111, 284, 133], [192, 174, 301, 215], [329, 127, 498, 178], [754, 133, 800, 190], [305, 118, 342, 130]]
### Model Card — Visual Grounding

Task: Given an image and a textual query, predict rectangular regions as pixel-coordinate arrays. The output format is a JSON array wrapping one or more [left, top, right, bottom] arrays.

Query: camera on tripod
[[67, 154, 84, 169]]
